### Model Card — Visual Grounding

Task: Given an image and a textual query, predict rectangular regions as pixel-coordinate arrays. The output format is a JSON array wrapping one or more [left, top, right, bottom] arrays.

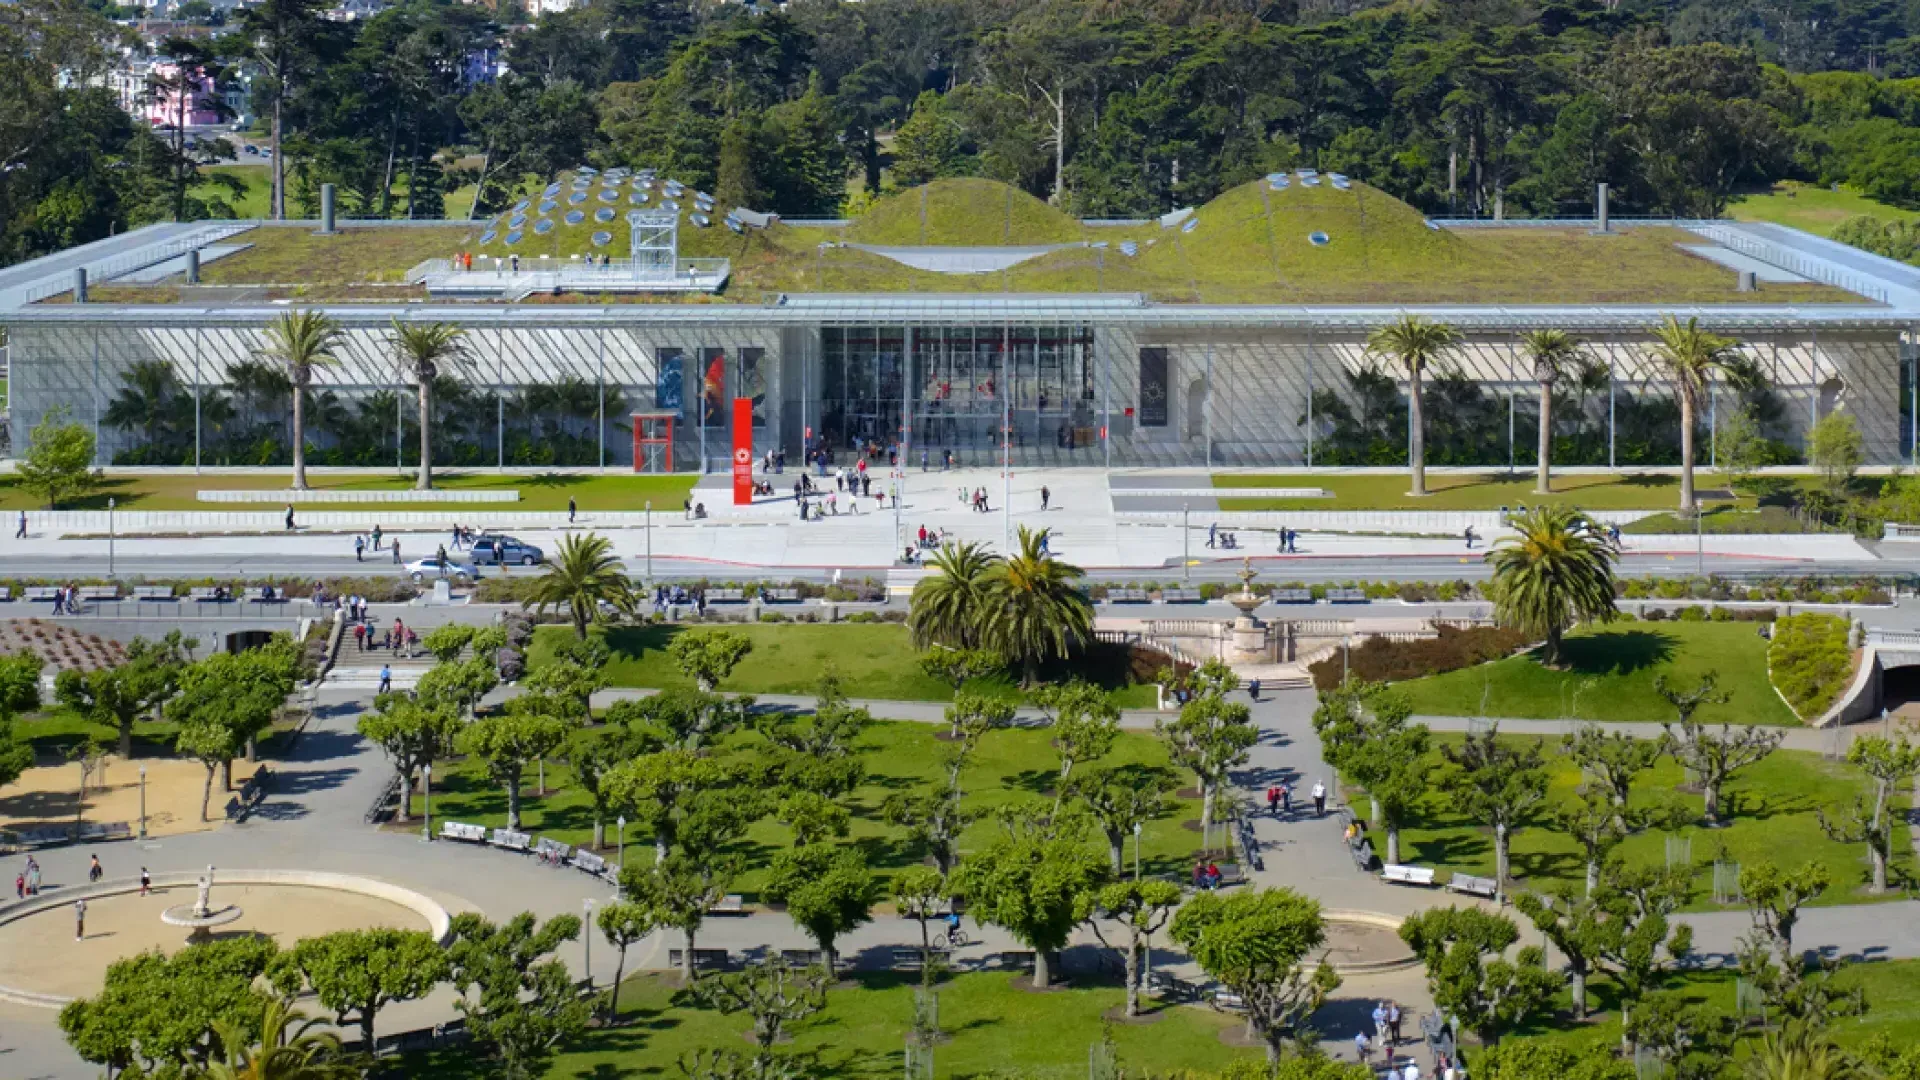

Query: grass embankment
[[1394, 622, 1799, 726], [1380, 734, 1909, 908], [426, 715, 1200, 895], [1213, 471, 1747, 512], [529, 624, 1157, 708], [402, 970, 1253, 1079], [187, 165, 479, 223], [1728, 181, 1920, 237], [200, 224, 480, 286], [0, 471, 697, 513]]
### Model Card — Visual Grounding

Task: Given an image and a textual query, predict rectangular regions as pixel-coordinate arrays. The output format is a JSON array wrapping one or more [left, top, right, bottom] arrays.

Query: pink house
[[138, 61, 224, 128]]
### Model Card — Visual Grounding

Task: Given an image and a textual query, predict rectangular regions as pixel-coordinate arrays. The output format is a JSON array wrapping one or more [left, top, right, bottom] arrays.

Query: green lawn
[[188, 165, 479, 224], [16, 706, 180, 758], [1393, 622, 1799, 726], [1213, 471, 1747, 512], [531, 624, 1158, 709], [424, 716, 1203, 897], [1378, 735, 1910, 909], [1728, 181, 1920, 238], [0, 471, 697, 513], [403, 970, 1253, 1079]]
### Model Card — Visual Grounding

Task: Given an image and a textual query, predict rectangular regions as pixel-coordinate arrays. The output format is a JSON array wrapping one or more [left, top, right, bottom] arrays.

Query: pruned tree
[[944, 689, 1016, 752], [883, 780, 973, 875], [774, 790, 851, 847], [623, 852, 742, 982], [668, 630, 753, 693], [1399, 906, 1558, 1048], [689, 958, 829, 1080], [1818, 733, 1920, 893], [1088, 879, 1183, 1018], [457, 698, 574, 830], [610, 688, 752, 753], [1738, 859, 1829, 972], [595, 901, 655, 1023], [1312, 681, 1431, 864], [1170, 888, 1339, 1061], [1073, 764, 1178, 874], [1658, 675, 1781, 826], [1440, 727, 1550, 890], [1550, 790, 1631, 896], [953, 821, 1108, 989], [1034, 679, 1119, 814], [891, 867, 951, 972], [1597, 863, 1695, 1054], [272, 928, 448, 1050], [1623, 991, 1737, 1080], [763, 845, 880, 974], [604, 748, 731, 860], [1562, 722, 1670, 831], [357, 694, 461, 823], [445, 911, 588, 1080], [1157, 690, 1257, 853]]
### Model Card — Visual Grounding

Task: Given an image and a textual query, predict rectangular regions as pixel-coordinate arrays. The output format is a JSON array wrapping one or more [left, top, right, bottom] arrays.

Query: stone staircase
[[327, 636, 474, 690]]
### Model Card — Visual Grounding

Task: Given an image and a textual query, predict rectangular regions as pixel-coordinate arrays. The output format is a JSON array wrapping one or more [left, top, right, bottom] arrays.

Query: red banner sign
[[731, 397, 753, 505]]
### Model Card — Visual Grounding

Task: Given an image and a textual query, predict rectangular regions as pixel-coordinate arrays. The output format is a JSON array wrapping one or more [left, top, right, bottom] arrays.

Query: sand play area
[[0, 755, 263, 840], [0, 882, 429, 999]]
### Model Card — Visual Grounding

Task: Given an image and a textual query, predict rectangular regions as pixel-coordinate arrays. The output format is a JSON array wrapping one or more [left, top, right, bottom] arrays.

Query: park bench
[[132, 586, 176, 600], [1272, 588, 1314, 604], [764, 587, 801, 603], [709, 894, 746, 915], [22, 587, 59, 602], [989, 951, 1037, 971], [780, 949, 824, 967], [0, 587, 12, 601], [84, 822, 133, 842], [1214, 863, 1246, 887], [189, 587, 230, 602], [1160, 588, 1202, 603], [254, 586, 288, 603], [488, 828, 532, 852], [1381, 864, 1438, 888], [1350, 838, 1376, 872], [569, 850, 610, 877], [1106, 588, 1148, 603], [1448, 873, 1500, 899], [668, 949, 733, 973], [78, 586, 119, 602], [890, 947, 950, 971], [440, 822, 487, 843], [12, 826, 74, 847], [1328, 588, 1369, 604], [707, 588, 746, 603], [532, 837, 573, 863], [1211, 989, 1247, 1012], [1147, 971, 1202, 1002]]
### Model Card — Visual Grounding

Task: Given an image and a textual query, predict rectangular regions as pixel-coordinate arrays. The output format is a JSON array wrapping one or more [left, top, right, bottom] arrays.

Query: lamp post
[[1182, 504, 1190, 583], [616, 815, 626, 879], [137, 764, 147, 840], [108, 497, 116, 578], [644, 501, 653, 586], [421, 763, 432, 842], [1132, 820, 1142, 881], [583, 898, 595, 988]]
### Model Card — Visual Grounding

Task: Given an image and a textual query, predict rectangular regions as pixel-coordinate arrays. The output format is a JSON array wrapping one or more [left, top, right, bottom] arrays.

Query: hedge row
[[1307, 624, 1531, 691]]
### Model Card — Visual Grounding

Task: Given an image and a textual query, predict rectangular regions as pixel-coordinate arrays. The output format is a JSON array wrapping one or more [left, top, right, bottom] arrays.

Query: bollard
[[319, 183, 337, 235], [186, 248, 200, 284], [72, 268, 88, 303], [1596, 183, 1610, 233]]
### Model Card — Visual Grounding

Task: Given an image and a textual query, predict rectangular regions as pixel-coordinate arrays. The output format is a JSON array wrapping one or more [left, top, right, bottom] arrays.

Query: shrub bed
[[1307, 624, 1531, 691], [1769, 612, 1856, 719]]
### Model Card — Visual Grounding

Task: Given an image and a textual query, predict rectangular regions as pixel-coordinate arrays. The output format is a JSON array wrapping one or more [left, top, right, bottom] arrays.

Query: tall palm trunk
[[1407, 368, 1427, 496], [1535, 379, 1553, 494], [1678, 388, 1696, 511], [272, 94, 284, 220], [291, 377, 310, 489], [416, 379, 434, 489]]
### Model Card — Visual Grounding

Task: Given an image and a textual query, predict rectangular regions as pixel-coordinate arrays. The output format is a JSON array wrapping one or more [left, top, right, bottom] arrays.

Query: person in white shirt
[[1404, 1063, 1420, 1080], [1312, 780, 1328, 817]]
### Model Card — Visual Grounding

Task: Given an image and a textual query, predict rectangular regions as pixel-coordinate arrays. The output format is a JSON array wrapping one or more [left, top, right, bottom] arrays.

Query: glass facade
[[821, 325, 1099, 464]]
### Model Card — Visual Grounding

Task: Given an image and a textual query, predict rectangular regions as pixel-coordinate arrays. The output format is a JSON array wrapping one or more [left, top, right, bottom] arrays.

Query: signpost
[[731, 397, 753, 505]]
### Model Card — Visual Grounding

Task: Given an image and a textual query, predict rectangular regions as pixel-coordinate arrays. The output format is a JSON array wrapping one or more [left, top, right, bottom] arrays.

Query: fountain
[[1224, 558, 1275, 664], [160, 866, 244, 944]]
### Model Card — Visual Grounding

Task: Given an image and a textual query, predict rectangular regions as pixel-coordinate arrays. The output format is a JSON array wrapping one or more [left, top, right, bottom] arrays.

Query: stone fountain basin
[[160, 904, 245, 930]]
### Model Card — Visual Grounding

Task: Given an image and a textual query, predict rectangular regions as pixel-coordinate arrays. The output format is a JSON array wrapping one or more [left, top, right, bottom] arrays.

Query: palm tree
[[1520, 330, 1584, 495], [258, 310, 346, 490], [908, 540, 1002, 649], [1745, 1022, 1865, 1080], [526, 532, 637, 639], [104, 360, 184, 457], [1646, 314, 1741, 511], [206, 998, 359, 1080], [1486, 505, 1619, 667], [981, 526, 1094, 685], [1366, 314, 1461, 496], [388, 320, 469, 489]]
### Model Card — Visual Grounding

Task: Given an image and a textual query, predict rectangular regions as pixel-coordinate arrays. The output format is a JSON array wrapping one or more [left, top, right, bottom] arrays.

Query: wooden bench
[[440, 821, 488, 843], [78, 586, 119, 601], [569, 849, 610, 877], [989, 951, 1037, 971], [132, 586, 176, 600], [1161, 588, 1202, 603], [22, 587, 59, 602], [488, 828, 532, 852], [706, 588, 747, 603], [1381, 864, 1438, 888], [1448, 873, 1500, 899], [1147, 971, 1201, 1002], [764, 588, 801, 603], [709, 894, 746, 915], [668, 949, 732, 972], [779, 949, 824, 967]]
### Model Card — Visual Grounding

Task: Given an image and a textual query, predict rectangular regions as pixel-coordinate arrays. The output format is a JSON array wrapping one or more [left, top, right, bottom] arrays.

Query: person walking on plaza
[[139, 867, 151, 896], [1249, 677, 1261, 701], [74, 898, 86, 941], [88, 855, 103, 883], [15, 511, 25, 539], [371, 524, 383, 550], [392, 538, 402, 565], [1266, 786, 1280, 815], [1279, 782, 1291, 813], [1207, 522, 1218, 549], [1463, 525, 1475, 550], [1312, 780, 1327, 817], [1387, 1001, 1402, 1044], [1372, 1002, 1388, 1044], [379, 664, 392, 694], [355, 534, 365, 561], [1354, 1031, 1370, 1065], [568, 497, 578, 524], [285, 504, 297, 531], [1040, 485, 1050, 510]]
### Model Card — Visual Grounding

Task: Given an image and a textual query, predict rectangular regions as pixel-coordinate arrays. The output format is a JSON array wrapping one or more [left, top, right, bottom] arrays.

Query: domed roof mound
[[844, 178, 1085, 246]]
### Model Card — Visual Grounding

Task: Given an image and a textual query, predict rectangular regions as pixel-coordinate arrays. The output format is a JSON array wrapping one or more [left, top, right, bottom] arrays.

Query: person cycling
[[943, 911, 964, 946]]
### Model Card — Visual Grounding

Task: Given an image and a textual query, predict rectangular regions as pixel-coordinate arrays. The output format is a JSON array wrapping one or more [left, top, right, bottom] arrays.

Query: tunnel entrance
[[225, 630, 276, 653], [1880, 663, 1920, 723]]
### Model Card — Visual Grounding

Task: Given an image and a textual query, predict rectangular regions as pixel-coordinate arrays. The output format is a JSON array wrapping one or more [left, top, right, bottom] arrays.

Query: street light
[[1132, 820, 1142, 881], [583, 898, 596, 988], [421, 763, 433, 843], [108, 497, 116, 578], [137, 764, 147, 840], [1182, 504, 1190, 583], [644, 501, 653, 586], [616, 815, 626, 879]]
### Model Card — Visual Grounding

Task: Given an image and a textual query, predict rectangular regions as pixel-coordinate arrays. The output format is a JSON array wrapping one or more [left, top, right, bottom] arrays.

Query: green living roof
[[72, 175, 1858, 307]]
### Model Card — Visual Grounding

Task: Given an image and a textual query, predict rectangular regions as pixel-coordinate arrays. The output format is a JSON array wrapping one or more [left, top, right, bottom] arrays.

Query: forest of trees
[[10, 0, 1920, 266]]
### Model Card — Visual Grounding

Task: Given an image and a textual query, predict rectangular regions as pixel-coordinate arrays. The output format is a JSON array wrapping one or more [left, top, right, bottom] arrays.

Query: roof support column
[[597, 325, 606, 471], [194, 326, 203, 475], [496, 328, 505, 472]]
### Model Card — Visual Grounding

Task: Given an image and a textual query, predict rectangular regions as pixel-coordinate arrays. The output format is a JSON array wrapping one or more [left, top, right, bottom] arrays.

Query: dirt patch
[[0, 755, 259, 839]]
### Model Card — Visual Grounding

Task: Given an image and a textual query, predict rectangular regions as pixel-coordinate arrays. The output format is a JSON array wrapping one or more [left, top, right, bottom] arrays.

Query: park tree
[[689, 958, 829, 1080], [1514, 882, 1613, 1019], [1035, 679, 1119, 812], [388, 319, 469, 490], [1645, 315, 1743, 511], [169, 644, 298, 816], [668, 629, 753, 692], [1365, 314, 1460, 496], [1399, 906, 1559, 1048], [1657, 674, 1782, 825], [17, 405, 99, 509], [1170, 888, 1339, 1061], [257, 310, 344, 490], [1739, 859, 1830, 971], [1597, 863, 1695, 1053], [611, 687, 751, 752], [954, 822, 1108, 988], [1487, 506, 1619, 666], [0, 652, 42, 790], [60, 936, 281, 1076], [943, 689, 1016, 754], [446, 911, 589, 1080], [524, 637, 611, 718], [764, 844, 881, 974], [272, 928, 448, 1050], [1551, 790, 1632, 896], [564, 723, 640, 850], [1073, 763, 1178, 874], [892, 867, 951, 970], [525, 532, 636, 639], [1623, 992, 1738, 1080], [774, 790, 850, 846], [1808, 410, 1864, 502], [1089, 879, 1184, 1018], [917, 646, 1002, 694], [909, 541, 1000, 649], [623, 852, 741, 982], [1440, 727, 1550, 891], [981, 526, 1094, 685], [883, 779, 972, 875], [1522, 329, 1584, 494], [55, 635, 187, 759], [416, 654, 499, 720], [1312, 681, 1431, 864], [457, 697, 574, 829], [605, 747, 731, 859], [1818, 733, 1920, 893], [1562, 723, 1669, 831], [357, 695, 460, 823], [595, 901, 655, 1023], [1158, 685, 1258, 853], [420, 623, 476, 663]]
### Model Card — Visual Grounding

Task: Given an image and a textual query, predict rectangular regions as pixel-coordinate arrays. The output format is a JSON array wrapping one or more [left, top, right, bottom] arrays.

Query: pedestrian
[[1404, 1062, 1420, 1080], [862, 473, 872, 498], [74, 898, 86, 941], [139, 867, 151, 896], [371, 524, 383, 550], [776, 448, 785, 473], [14, 510, 24, 539], [1287, 528, 1298, 554], [379, 664, 392, 694], [1207, 522, 1218, 549], [944, 449, 954, 470], [52, 589, 65, 616], [1388, 1001, 1402, 1044], [1249, 677, 1261, 700], [1280, 782, 1291, 812], [1354, 1031, 1370, 1064], [1041, 485, 1050, 510], [285, 503, 298, 531], [1463, 525, 1474, 550], [1266, 786, 1279, 814], [13, 872, 21, 898], [921, 447, 929, 472], [354, 534, 365, 561], [88, 855, 102, 883], [1372, 1002, 1388, 1042], [568, 497, 577, 524], [1312, 780, 1327, 817], [27, 861, 41, 896], [392, 539, 402, 565]]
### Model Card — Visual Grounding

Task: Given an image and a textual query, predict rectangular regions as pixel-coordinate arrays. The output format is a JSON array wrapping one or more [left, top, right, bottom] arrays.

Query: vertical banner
[[656, 349, 684, 412], [1138, 347, 1169, 427], [731, 396, 753, 505]]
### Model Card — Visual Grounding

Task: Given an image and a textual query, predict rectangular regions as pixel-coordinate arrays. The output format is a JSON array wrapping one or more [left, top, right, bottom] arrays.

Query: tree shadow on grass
[[601, 624, 687, 662], [1556, 630, 1677, 676], [1620, 473, 1679, 490], [1405, 830, 1491, 868]]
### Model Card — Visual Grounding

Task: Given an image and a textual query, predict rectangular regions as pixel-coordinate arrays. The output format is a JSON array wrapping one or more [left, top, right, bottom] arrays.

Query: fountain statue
[[1224, 558, 1274, 663], [162, 864, 242, 944]]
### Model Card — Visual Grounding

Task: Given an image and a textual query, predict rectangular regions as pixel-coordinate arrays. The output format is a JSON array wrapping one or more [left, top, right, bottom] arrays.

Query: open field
[[1392, 622, 1800, 726], [403, 970, 1254, 1079], [0, 471, 697, 513], [1378, 735, 1909, 908], [424, 715, 1201, 895], [528, 624, 1159, 709], [1213, 471, 1748, 511], [1728, 181, 1920, 237]]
